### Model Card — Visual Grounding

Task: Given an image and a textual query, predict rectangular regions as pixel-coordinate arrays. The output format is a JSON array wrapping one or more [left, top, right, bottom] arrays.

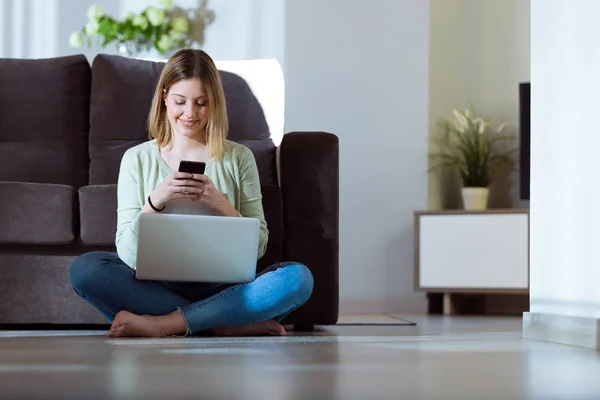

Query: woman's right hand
[[148, 172, 204, 209]]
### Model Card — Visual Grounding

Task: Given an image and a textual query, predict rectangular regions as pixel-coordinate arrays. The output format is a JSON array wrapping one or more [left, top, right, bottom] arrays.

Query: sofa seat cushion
[[0, 182, 75, 244], [79, 185, 118, 246]]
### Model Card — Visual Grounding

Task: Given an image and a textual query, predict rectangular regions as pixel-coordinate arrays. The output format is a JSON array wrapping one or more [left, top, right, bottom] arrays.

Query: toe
[[108, 327, 122, 338]]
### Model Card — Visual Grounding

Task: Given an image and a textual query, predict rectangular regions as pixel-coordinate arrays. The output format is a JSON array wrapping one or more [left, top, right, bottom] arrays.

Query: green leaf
[[428, 107, 517, 186]]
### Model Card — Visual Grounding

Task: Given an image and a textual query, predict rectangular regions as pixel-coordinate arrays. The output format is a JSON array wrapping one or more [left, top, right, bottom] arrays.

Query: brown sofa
[[0, 54, 339, 331]]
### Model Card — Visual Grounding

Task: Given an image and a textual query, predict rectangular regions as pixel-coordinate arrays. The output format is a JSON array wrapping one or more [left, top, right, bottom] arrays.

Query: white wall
[[428, 0, 530, 209], [455, 0, 530, 124], [529, 0, 600, 318], [430, 0, 531, 132], [285, 0, 430, 313]]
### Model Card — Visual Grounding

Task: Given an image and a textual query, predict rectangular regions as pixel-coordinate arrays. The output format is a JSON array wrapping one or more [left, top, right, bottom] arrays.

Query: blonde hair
[[147, 49, 228, 160]]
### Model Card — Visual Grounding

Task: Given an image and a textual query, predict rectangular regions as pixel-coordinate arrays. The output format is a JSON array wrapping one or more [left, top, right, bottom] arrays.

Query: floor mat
[[336, 313, 416, 325]]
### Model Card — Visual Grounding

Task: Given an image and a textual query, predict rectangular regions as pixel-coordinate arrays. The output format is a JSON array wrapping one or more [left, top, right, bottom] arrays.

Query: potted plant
[[69, 0, 215, 57], [428, 107, 518, 210]]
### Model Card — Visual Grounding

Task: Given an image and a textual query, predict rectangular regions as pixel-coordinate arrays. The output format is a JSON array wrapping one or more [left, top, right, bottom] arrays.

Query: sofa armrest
[[278, 131, 339, 324]]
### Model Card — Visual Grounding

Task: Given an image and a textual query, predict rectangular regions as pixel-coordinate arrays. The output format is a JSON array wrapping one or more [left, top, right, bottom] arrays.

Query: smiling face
[[148, 49, 229, 160], [162, 78, 209, 141]]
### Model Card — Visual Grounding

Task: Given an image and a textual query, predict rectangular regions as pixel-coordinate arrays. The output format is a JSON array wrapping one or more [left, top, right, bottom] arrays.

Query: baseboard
[[522, 312, 600, 349]]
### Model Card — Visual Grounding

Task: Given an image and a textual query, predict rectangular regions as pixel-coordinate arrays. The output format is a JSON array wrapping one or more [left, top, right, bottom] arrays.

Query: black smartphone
[[178, 160, 206, 175]]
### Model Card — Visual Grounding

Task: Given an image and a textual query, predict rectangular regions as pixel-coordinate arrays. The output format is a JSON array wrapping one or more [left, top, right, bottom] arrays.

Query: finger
[[173, 189, 200, 197], [176, 179, 204, 187], [181, 187, 204, 194], [191, 174, 209, 183], [173, 172, 194, 180], [172, 186, 204, 195], [172, 186, 186, 195], [174, 193, 199, 200], [168, 175, 193, 187]]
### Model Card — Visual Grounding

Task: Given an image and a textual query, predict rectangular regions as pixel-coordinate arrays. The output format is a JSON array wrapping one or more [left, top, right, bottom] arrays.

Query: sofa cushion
[[219, 70, 272, 142], [79, 185, 117, 246], [0, 55, 91, 188], [88, 55, 165, 186], [0, 182, 75, 244], [257, 184, 283, 270], [237, 140, 277, 188], [89, 54, 277, 186]]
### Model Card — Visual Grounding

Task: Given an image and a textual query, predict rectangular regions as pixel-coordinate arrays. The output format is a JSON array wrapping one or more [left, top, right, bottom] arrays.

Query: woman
[[70, 49, 314, 338]]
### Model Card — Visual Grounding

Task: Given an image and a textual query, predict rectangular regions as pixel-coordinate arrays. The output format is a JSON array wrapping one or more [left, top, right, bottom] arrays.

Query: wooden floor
[[0, 315, 598, 400]]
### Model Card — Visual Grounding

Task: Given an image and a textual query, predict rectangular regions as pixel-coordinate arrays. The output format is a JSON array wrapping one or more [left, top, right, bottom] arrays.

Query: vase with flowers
[[69, 0, 215, 58], [428, 107, 518, 210]]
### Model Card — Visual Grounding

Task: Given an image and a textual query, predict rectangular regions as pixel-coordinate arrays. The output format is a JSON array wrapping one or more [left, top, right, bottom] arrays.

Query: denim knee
[[284, 263, 314, 305], [70, 251, 115, 293]]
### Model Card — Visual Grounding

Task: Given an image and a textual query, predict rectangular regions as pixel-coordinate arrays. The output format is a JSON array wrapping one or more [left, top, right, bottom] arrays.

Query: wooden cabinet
[[414, 209, 529, 314]]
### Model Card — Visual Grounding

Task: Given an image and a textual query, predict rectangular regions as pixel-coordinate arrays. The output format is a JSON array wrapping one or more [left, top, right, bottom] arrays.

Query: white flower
[[496, 121, 509, 134], [124, 12, 135, 21], [85, 19, 100, 35], [473, 118, 486, 134], [452, 109, 468, 133], [146, 7, 166, 26], [157, 35, 173, 52], [87, 5, 104, 21], [452, 119, 465, 133], [160, 0, 173, 8], [170, 30, 185, 42], [171, 17, 189, 33], [133, 15, 149, 30], [69, 32, 84, 47]]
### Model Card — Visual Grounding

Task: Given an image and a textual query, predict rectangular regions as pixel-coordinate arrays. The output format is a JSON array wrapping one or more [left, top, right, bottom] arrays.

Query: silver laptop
[[135, 213, 260, 283]]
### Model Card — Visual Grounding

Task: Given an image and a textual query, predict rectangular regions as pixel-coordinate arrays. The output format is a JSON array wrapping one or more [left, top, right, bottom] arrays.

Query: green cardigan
[[115, 139, 268, 269]]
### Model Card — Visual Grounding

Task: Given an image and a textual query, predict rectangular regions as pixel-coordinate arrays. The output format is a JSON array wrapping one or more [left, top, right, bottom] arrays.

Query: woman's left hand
[[192, 174, 238, 217]]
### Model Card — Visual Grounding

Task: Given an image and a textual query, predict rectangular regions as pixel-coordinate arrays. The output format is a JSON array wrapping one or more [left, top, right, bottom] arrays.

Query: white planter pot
[[461, 187, 489, 210]]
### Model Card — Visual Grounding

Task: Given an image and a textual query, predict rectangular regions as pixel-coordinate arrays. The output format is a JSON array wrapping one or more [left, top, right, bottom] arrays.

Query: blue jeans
[[69, 251, 314, 335]]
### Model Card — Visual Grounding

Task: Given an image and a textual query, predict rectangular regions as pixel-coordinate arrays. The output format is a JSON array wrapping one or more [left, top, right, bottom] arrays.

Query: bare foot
[[108, 310, 186, 338], [214, 319, 287, 337]]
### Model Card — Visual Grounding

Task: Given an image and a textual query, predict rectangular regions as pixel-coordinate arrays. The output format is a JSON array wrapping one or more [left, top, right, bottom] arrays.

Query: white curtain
[[0, 0, 121, 59], [0, 0, 58, 58]]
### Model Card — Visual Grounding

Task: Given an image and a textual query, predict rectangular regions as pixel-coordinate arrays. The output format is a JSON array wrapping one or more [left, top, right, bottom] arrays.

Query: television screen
[[519, 82, 530, 200]]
